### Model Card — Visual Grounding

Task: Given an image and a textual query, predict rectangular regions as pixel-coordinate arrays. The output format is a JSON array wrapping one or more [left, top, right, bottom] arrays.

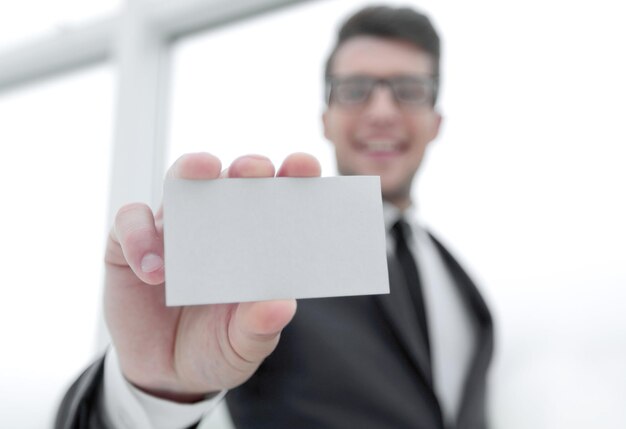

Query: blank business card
[[163, 176, 389, 306]]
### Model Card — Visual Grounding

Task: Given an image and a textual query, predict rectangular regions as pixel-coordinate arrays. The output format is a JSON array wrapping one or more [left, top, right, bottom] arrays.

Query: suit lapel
[[376, 255, 434, 389], [374, 228, 494, 427], [428, 233, 494, 426]]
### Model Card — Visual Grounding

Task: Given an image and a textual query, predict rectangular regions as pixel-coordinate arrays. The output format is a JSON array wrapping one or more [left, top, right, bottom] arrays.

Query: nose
[[363, 84, 401, 121]]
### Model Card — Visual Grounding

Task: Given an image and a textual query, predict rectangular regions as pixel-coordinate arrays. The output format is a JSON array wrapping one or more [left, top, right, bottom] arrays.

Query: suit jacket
[[56, 233, 493, 429], [227, 233, 493, 429]]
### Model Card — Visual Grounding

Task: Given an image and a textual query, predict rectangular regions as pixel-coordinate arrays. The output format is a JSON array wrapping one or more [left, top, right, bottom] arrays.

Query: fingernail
[[141, 253, 163, 273]]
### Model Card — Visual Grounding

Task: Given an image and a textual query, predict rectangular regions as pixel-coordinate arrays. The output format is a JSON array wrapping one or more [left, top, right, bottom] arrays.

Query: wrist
[[118, 355, 221, 403]]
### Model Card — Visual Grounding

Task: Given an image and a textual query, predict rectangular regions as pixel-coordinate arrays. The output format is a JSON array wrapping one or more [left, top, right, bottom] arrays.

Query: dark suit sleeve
[[55, 356, 111, 429]]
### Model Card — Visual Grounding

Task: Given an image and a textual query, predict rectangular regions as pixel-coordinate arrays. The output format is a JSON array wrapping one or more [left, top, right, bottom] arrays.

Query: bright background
[[1, 1, 625, 428]]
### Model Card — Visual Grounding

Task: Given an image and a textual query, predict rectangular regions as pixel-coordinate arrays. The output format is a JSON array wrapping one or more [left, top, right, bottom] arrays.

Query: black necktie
[[392, 219, 431, 360]]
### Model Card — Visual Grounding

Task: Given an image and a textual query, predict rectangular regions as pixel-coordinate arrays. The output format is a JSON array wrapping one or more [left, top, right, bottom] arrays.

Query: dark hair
[[324, 5, 441, 104]]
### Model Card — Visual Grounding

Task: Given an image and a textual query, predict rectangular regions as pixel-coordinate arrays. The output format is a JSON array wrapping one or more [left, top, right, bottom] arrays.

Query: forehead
[[331, 36, 434, 77]]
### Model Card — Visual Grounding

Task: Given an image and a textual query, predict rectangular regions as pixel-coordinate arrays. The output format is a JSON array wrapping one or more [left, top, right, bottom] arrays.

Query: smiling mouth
[[355, 139, 406, 155]]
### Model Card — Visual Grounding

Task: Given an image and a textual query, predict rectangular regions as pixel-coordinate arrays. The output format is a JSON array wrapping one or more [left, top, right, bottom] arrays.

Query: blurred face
[[323, 36, 442, 210]]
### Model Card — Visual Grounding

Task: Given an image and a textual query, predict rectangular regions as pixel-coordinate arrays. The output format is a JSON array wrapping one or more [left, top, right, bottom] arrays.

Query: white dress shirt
[[102, 350, 225, 429], [102, 203, 477, 428], [383, 203, 477, 424]]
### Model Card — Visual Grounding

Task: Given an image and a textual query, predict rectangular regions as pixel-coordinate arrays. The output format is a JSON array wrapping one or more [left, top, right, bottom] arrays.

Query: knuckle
[[114, 203, 157, 249], [116, 202, 150, 219], [123, 226, 156, 249]]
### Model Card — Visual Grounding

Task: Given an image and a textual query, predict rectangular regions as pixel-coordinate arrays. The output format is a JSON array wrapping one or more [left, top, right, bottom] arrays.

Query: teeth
[[364, 140, 398, 152]]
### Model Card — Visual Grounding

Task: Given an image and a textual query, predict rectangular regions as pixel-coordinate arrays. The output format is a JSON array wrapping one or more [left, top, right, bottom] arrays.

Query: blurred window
[[0, 66, 114, 428], [0, 1, 120, 52]]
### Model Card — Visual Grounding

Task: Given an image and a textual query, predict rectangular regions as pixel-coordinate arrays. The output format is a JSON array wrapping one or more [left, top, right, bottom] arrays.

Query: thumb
[[228, 300, 297, 364]]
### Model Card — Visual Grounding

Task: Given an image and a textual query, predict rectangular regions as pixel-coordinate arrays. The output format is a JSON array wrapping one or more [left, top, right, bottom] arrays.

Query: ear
[[427, 111, 443, 145]]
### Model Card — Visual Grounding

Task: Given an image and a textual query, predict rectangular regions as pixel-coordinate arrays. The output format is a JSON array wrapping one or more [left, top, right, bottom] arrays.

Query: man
[[56, 5, 493, 429]]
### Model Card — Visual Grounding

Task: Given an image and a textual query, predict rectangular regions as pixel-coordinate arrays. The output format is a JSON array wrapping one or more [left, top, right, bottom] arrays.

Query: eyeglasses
[[326, 75, 437, 107]]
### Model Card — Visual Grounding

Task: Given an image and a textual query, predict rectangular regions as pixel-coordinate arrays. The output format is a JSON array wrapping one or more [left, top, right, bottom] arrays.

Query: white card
[[163, 176, 389, 306]]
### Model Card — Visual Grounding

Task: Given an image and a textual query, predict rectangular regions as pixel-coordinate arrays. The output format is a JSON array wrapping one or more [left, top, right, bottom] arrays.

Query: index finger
[[166, 152, 222, 180], [156, 153, 223, 223]]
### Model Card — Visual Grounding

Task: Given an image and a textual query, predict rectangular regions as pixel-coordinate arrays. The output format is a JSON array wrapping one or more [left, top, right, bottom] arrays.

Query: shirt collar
[[383, 201, 418, 231]]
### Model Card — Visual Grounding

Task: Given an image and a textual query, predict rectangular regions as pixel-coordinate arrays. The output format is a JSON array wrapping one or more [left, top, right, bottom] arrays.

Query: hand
[[104, 152, 321, 402]]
